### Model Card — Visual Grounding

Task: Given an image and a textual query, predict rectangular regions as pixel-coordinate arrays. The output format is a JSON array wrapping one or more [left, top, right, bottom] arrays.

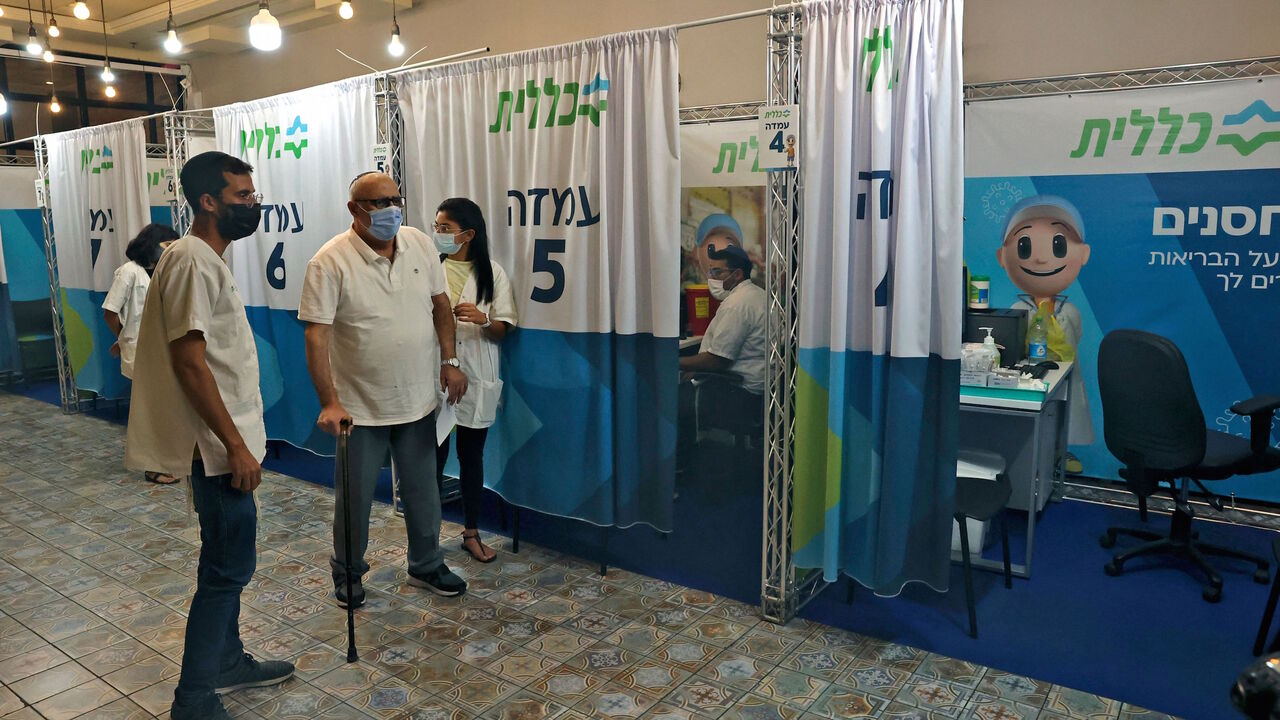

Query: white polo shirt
[[700, 278, 768, 394], [125, 235, 267, 478], [101, 260, 150, 379], [298, 226, 449, 427]]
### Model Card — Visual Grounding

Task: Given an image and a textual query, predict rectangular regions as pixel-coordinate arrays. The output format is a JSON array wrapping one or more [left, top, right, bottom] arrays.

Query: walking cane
[[338, 419, 358, 662]]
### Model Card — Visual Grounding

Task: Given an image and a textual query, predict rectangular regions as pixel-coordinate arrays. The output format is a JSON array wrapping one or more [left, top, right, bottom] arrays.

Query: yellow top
[[444, 258, 473, 306]]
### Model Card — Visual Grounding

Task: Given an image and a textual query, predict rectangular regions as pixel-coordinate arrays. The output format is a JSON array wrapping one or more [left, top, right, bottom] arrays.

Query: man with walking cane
[[301, 171, 469, 609], [125, 152, 295, 720]]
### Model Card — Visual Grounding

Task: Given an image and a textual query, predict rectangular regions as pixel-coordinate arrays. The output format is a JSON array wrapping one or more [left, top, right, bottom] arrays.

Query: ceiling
[[0, 0, 411, 63]]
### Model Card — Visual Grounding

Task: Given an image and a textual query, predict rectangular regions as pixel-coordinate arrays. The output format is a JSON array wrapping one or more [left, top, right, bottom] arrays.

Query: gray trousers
[[330, 412, 444, 583]]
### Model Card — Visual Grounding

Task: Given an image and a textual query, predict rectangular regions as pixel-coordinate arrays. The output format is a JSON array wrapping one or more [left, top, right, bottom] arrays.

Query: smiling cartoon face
[[997, 216, 1090, 299]]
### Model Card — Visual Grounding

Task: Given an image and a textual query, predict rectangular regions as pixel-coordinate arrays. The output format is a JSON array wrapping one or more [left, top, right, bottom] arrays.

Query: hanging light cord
[[100, 0, 109, 66]]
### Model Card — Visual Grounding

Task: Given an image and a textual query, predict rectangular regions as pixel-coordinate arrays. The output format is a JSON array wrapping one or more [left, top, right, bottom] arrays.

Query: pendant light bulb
[[101, 63, 114, 82], [42, 46, 54, 63], [105, 84, 116, 98], [338, 0, 352, 19], [248, 0, 281, 51], [50, 95, 61, 113], [27, 25, 42, 55], [387, 21, 403, 57], [48, 17, 60, 37], [0, 93, 8, 116], [163, 0, 182, 53], [73, 1, 90, 19]]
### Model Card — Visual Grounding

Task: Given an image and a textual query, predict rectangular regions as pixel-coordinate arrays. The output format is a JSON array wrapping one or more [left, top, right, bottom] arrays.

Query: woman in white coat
[[432, 198, 518, 563], [102, 223, 179, 484]]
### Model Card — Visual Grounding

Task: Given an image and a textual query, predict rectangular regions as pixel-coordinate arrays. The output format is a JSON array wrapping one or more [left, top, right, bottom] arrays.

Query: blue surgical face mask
[[433, 231, 462, 255], [365, 206, 402, 242]]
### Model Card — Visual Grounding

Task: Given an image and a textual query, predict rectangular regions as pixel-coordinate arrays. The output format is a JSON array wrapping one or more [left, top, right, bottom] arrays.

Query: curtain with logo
[[213, 76, 378, 452], [46, 119, 152, 399], [792, 0, 963, 594], [399, 29, 681, 530]]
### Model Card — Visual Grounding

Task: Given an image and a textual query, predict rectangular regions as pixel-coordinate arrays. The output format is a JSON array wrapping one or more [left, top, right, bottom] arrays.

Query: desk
[[679, 336, 703, 352], [957, 362, 1073, 579]]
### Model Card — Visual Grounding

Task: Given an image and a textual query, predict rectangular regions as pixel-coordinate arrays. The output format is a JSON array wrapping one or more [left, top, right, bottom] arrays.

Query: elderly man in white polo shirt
[[300, 171, 469, 606]]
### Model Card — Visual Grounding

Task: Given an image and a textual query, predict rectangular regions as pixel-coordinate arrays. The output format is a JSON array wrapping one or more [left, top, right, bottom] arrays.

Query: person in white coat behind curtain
[[433, 197, 518, 563]]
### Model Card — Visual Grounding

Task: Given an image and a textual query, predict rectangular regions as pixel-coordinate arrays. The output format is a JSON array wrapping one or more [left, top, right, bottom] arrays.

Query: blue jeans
[[174, 460, 257, 708]]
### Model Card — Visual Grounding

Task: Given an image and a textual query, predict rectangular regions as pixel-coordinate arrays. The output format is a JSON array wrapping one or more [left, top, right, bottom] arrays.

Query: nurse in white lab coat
[[432, 198, 518, 563], [102, 223, 180, 485]]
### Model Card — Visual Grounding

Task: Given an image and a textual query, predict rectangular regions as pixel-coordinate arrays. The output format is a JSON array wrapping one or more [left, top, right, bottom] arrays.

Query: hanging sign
[[757, 104, 800, 171], [372, 143, 390, 175]]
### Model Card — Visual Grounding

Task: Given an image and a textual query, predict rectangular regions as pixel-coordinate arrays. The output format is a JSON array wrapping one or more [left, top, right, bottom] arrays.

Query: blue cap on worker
[[1002, 195, 1086, 242], [696, 213, 743, 247]]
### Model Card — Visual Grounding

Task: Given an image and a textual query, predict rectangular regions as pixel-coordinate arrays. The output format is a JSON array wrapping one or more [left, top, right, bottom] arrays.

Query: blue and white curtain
[[791, 0, 964, 594], [399, 29, 681, 530], [46, 119, 152, 399], [213, 77, 378, 453]]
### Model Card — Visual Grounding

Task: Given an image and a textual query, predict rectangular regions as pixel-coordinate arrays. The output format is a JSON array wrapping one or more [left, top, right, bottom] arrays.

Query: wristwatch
[[441, 358, 460, 368], [480, 317, 492, 329]]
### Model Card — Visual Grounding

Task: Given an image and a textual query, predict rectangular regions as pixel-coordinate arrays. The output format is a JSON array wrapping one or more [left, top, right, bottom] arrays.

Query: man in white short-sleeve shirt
[[680, 244, 767, 394], [299, 171, 469, 606], [125, 152, 293, 720]]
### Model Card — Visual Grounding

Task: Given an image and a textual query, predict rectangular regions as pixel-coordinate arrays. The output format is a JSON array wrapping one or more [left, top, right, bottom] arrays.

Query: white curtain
[[45, 118, 152, 398], [212, 76, 378, 451], [398, 29, 681, 530], [792, 0, 964, 594], [213, 76, 377, 311]]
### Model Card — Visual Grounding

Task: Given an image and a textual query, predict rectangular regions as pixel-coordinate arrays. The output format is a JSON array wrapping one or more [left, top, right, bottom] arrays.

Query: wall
[[189, 0, 1280, 109]]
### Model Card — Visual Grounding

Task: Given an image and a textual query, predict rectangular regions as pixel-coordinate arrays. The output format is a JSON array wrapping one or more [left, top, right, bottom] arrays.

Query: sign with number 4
[[758, 105, 799, 171]]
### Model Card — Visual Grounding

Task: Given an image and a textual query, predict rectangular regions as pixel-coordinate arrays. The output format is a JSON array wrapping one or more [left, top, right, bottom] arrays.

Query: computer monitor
[[964, 308, 1027, 367]]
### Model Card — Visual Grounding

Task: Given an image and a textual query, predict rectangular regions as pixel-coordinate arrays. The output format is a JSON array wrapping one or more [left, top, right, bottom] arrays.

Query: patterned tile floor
[[0, 392, 1178, 720]]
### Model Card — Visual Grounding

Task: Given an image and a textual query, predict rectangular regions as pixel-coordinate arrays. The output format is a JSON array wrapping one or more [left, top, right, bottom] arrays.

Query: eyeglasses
[[355, 196, 406, 209], [707, 268, 733, 280], [230, 190, 263, 204], [431, 223, 460, 233]]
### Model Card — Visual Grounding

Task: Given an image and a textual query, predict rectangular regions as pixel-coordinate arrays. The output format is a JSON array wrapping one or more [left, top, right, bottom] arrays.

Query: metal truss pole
[[374, 72, 407, 518], [374, 73, 405, 219], [761, 5, 824, 625], [34, 137, 79, 413]]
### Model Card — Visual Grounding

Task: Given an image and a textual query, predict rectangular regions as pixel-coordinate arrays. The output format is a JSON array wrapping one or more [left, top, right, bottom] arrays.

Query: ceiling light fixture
[[48, 16, 60, 37], [105, 84, 116, 98], [72, 1, 89, 19], [163, 0, 182, 53], [25, 1, 42, 55], [386, 0, 402, 56], [338, 0, 352, 20], [48, 64, 60, 113], [99, 0, 114, 81], [42, 45, 54, 62], [248, 0, 281, 51]]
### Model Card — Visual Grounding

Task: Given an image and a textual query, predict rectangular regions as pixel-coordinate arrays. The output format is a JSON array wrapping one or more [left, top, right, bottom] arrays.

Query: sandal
[[461, 531, 497, 563], [144, 471, 179, 485]]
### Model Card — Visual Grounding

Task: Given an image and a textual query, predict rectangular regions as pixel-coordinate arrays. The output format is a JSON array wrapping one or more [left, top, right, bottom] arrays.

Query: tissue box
[[960, 370, 989, 387]]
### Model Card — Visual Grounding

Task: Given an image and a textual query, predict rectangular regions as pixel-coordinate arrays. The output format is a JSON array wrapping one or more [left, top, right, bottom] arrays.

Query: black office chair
[[691, 372, 764, 452], [11, 300, 58, 382], [954, 450, 1013, 639], [1097, 329, 1280, 602]]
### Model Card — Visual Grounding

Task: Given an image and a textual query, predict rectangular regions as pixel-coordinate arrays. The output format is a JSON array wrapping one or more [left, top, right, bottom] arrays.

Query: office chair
[[1097, 329, 1280, 602], [1252, 537, 1280, 656], [691, 372, 764, 452]]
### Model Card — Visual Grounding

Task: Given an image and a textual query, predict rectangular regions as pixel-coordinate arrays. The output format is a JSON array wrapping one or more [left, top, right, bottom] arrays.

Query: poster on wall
[[964, 75, 1280, 502], [213, 76, 378, 453], [45, 119, 153, 399], [399, 29, 680, 530], [678, 120, 766, 289]]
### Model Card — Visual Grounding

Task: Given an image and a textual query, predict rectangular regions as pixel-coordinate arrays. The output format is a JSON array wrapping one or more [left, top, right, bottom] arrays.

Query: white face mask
[[707, 278, 730, 301], [433, 231, 463, 255]]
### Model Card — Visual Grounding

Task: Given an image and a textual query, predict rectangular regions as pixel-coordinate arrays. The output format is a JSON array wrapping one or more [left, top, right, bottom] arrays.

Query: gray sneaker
[[215, 653, 295, 694], [407, 564, 467, 596], [171, 695, 231, 720]]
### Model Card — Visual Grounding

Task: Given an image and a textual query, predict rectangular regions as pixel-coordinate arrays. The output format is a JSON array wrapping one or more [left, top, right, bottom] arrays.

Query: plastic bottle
[[980, 327, 1001, 370], [1027, 312, 1048, 362], [968, 275, 990, 309]]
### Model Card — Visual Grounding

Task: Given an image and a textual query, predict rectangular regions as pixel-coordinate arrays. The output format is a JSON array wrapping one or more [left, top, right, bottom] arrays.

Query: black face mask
[[214, 200, 263, 241]]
